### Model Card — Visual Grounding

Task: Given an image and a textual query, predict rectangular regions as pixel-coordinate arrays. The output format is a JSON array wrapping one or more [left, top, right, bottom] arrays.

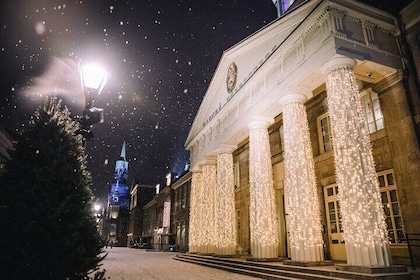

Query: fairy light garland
[[248, 120, 279, 259], [281, 95, 324, 262], [188, 168, 202, 253], [216, 151, 237, 255], [199, 159, 217, 254], [323, 57, 391, 266]]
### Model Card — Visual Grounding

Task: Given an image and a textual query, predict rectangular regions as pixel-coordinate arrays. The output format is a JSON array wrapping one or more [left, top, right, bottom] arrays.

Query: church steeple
[[120, 141, 126, 161], [114, 141, 128, 182], [108, 142, 130, 219]]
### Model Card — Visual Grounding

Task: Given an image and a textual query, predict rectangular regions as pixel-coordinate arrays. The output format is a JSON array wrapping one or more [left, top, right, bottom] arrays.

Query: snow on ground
[[99, 247, 261, 280]]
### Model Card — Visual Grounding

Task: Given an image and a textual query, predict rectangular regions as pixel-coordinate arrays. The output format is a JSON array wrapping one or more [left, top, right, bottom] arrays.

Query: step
[[175, 256, 298, 280], [174, 255, 348, 280], [174, 254, 413, 280]]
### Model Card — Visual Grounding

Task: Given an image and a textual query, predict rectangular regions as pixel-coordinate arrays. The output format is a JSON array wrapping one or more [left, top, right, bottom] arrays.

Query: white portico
[[185, 0, 403, 265]]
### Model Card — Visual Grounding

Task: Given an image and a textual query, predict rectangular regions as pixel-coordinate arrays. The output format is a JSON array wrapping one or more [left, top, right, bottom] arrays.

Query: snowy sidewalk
[[100, 247, 260, 280]]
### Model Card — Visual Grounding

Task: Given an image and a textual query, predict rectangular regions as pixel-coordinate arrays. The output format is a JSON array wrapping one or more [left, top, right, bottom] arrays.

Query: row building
[[183, 0, 419, 268], [132, 0, 420, 275]]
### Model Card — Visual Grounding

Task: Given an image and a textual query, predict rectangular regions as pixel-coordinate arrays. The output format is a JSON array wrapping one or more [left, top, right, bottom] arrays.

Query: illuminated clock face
[[226, 62, 237, 93]]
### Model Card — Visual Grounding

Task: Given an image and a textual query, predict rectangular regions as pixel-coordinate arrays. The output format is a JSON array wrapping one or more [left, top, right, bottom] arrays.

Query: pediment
[[185, 0, 321, 147]]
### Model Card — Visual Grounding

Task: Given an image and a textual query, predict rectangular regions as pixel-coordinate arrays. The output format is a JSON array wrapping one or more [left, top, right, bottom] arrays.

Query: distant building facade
[[127, 183, 156, 247], [185, 0, 420, 268], [104, 142, 130, 247], [140, 171, 192, 252], [141, 198, 157, 248], [171, 171, 191, 252]]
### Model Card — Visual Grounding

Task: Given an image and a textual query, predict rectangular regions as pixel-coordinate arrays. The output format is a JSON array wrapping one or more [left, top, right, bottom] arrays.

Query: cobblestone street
[[100, 247, 260, 280]]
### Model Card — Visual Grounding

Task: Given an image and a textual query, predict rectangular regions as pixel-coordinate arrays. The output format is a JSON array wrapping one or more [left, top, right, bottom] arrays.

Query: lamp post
[[79, 62, 108, 145]]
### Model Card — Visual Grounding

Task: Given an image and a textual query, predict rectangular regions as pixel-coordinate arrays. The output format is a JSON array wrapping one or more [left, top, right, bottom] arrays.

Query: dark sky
[[0, 0, 277, 202]]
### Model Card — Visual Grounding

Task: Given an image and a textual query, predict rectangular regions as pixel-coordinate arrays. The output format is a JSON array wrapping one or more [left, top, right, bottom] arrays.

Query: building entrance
[[324, 184, 346, 261]]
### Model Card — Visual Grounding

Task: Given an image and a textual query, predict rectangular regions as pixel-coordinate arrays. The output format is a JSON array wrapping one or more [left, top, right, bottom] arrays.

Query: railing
[[406, 233, 420, 270]]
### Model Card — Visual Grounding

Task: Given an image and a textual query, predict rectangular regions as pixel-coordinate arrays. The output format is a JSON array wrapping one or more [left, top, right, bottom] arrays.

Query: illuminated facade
[[171, 171, 192, 253], [185, 0, 419, 267], [127, 183, 156, 247], [104, 142, 130, 246], [140, 171, 192, 251]]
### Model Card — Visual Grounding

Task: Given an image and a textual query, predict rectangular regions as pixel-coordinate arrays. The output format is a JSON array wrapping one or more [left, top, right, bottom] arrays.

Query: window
[[324, 172, 406, 246], [317, 113, 333, 154], [378, 170, 406, 244], [234, 162, 240, 189], [362, 88, 384, 133], [279, 125, 284, 153], [181, 185, 187, 209], [175, 189, 179, 211], [130, 191, 137, 210], [324, 185, 344, 237]]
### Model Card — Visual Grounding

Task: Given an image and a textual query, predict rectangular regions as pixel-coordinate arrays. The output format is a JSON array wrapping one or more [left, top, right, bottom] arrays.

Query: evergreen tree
[[0, 97, 106, 280]]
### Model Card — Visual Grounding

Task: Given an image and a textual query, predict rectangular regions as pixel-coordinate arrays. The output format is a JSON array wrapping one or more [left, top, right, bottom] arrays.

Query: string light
[[199, 158, 217, 254], [281, 95, 324, 262], [216, 150, 237, 255], [248, 120, 279, 259], [188, 168, 202, 253], [323, 57, 391, 266]]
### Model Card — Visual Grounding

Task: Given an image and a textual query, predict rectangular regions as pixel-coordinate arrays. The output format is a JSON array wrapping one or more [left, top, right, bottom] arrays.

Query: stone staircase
[[173, 253, 413, 280]]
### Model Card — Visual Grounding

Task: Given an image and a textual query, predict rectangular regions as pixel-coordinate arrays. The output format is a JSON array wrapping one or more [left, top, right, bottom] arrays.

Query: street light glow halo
[[94, 203, 101, 212], [80, 63, 108, 94]]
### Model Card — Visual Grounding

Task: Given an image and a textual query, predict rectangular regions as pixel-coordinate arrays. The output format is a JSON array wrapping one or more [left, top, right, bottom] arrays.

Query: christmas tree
[[0, 97, 106, 279]]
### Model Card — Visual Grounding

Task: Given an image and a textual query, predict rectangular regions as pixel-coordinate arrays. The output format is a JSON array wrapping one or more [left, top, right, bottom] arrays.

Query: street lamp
[[94, 203, 101, 213], [79, 62, 108, 144]]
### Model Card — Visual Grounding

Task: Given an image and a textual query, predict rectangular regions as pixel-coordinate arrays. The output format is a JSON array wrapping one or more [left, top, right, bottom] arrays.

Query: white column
[[248, 118, 279, 259], [199, 155, 217, 254], [279, 93, 324, 262], [188, 164, 202, 253], [321, 56, 391, 267], [216, 145, 237, 256]]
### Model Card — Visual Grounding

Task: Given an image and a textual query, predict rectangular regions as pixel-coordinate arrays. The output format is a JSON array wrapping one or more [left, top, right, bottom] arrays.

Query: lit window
[[182, 186, 187, 209], [175, 190, 180, 211], [317, 113, 333, 154], [362, 88, 384, 133], [378, 170, 406, 244]]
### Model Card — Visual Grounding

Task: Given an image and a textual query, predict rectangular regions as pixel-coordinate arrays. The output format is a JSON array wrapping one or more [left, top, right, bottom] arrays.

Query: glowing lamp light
[[78, 62, 108, 144], [80, 63, 108, 94], [109, 205, 119, 219], [94, 204, 101, 212]]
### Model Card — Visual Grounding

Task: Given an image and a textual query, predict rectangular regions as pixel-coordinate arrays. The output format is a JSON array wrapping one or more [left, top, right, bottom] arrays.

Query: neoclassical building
[[185, 0, 420, 267]]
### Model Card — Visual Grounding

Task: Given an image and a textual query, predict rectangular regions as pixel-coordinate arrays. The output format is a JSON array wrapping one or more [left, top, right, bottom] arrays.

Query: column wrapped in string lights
[[199, 155, 217, 254], [216, 145, 237, 256], [188, 164, 202, 253], [279, 93, 324, 262], [248, 118, 279, 259], [321, 56, 391, 267]]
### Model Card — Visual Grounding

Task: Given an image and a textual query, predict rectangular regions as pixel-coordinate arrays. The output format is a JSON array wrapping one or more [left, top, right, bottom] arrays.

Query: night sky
[[0, 0, 277, 202]]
